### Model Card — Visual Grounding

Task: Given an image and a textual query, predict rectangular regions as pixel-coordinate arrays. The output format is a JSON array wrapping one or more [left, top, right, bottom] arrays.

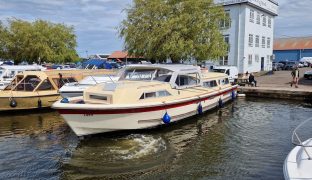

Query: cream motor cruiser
[[53, 64, 238, 136], [0, 69, 115, 112]]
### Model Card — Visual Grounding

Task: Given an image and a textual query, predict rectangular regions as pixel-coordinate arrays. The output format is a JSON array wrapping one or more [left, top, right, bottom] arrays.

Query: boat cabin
[[0, 65, 45, 90], [2, 69, 115, 92], [119, 64, 203, 89]]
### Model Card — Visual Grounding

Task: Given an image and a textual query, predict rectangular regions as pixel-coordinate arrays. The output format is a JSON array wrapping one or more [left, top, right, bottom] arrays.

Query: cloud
[[275, 0, 312, 38], [0, 0, 311, 56], [0, 0, 131, 57]]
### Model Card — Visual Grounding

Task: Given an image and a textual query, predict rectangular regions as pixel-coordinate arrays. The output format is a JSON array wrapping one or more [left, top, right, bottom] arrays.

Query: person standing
[[290, 66, 300, 88]]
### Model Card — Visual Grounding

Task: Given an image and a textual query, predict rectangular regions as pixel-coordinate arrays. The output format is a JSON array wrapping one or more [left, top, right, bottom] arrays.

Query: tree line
[[0, 19, 79, 64], [119, 0, 229, 63]]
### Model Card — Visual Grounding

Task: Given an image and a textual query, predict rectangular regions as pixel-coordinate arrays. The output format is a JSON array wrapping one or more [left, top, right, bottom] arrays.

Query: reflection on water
[[0, 98, 312, 179]]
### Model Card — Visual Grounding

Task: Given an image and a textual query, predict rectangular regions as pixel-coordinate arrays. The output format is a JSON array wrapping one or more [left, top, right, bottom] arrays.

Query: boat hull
[[0, 94, 60, 112], [284, 138, 312, 180], [56, 89, 236, 136]]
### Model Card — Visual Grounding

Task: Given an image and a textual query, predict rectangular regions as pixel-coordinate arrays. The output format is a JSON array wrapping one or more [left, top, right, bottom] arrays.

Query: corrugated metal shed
[[274, 36, 312, 50]]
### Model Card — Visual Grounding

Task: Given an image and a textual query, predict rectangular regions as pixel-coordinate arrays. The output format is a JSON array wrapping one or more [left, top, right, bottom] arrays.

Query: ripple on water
[[0, 98, 312, 180], [62, 134, 173, 179]]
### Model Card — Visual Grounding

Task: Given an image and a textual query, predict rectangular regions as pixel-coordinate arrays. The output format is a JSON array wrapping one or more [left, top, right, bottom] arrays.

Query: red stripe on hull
[[58, 87, 237, 115]]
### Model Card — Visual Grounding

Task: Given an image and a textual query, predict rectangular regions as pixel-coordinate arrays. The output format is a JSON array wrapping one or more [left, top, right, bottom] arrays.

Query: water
[[0, 98, 311, 179]]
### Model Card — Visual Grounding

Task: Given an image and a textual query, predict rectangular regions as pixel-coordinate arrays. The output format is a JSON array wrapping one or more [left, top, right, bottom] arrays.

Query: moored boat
[[52, 64, 238, 136], [0, 65, 46, 90], [0, 69, 115, 112], [284, 117, 312, 180], [59, 75, 119, 98]]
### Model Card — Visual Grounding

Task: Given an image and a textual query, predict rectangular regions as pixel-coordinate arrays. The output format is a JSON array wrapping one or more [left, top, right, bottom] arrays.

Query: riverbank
[[239, 67, 312, 101]]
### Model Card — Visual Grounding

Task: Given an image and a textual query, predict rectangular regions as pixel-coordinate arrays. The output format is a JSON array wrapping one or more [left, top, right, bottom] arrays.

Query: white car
[[298, 63, 304, 68], [304, 71, 312, 80]]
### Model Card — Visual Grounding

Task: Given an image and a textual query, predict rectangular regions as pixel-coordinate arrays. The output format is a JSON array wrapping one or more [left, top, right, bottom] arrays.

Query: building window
[[224, 35, 230, 52], [220, 10, 231, 29], [248, 54, 253, 65], [255, 35, 260, 47], [256, 12, 260, 24], [255, 54, 259, 63], [249, 9, 254, 23], [267, 37, 271, 48], [262, 36, 266, 48], [249, 34, 253, 47], [219, 56, 228, 65], [268, 17, 272, 28], [262, 15, 266, 26], [267, 55, 270, 64]]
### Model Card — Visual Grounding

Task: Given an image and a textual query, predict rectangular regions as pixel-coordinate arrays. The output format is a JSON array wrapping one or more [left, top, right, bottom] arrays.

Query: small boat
[[284, 117, 312, 180], [0, 69, 115, 112], [53, 64, 238, 136], [0, 65, 46, 90], [59, 75, 119, 98]]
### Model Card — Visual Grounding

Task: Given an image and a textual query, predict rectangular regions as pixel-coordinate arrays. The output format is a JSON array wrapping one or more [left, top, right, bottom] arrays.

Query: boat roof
[[202, 72, 228, 79], [14, 69, 116, 79], [125, 64, 200, 73]]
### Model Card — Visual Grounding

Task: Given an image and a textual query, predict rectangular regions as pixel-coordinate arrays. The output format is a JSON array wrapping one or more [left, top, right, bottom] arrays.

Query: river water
[[0, 98, 311, 179]]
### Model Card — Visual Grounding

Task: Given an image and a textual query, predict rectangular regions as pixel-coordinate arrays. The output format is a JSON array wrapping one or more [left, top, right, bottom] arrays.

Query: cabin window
[[220, 78, 230, 85], [140, 90, 171, 100], [37, 79, 55, 90], [203, 80, 218, 88], [90, 95, 107, 101], [4, 75, 23, 90], [122, 69, 155, 80], [154, 69, 173, 82], [158, 90, 171, 97], [175, 73, 200, 87], [145, 92, 156, 99], [15, 75, 41, 91], [0, 70, 3, 76]]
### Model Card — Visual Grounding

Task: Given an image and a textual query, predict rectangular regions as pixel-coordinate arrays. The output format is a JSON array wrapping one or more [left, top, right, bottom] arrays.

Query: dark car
[[272, 62, 283, 71], [282, 61, 298, 70]]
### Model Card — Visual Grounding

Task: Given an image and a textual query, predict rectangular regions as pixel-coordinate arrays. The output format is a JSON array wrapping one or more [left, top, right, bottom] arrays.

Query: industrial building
[[273, 36, 312, 62], [215, 0, 279, 73]]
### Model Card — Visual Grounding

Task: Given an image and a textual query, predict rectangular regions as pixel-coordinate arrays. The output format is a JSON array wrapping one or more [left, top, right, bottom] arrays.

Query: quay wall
[[238, 87, 312, 102]]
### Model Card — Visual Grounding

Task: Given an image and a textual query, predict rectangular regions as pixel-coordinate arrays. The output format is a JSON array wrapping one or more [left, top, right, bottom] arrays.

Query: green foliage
[[0, 19, 78, 64], [120, 0, 229, 62]]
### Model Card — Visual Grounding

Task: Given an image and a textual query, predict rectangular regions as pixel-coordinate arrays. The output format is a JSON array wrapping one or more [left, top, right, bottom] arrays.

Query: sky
[[0, 0, 311, 57]]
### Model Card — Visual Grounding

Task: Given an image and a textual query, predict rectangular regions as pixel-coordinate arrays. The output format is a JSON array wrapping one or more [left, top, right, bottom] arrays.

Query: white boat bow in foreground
[[284, 117, 312, 180]]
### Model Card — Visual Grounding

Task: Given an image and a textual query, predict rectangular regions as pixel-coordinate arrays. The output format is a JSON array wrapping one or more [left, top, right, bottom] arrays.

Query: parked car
[[303, 62, 309, 67], [298, 62, 304, 68], [304, 71, 312, 79], [272, 62, 283, 71], [283, 61, 298, 70]]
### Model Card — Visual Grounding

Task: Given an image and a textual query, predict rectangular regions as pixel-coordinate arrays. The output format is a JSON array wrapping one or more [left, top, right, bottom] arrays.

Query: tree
[[119, 0, 229, 63], [0, 19, 79, 64]]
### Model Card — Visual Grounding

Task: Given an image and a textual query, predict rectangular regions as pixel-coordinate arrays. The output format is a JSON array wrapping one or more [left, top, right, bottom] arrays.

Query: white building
[[215, 0, 279, 73]]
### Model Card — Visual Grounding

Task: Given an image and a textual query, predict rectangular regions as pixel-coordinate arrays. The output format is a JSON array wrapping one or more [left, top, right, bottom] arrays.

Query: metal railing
[[291, 117, 312, 160]]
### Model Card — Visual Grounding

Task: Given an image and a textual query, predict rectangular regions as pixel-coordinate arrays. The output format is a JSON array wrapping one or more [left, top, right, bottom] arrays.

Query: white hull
[[284, 138, 312, 180], [57, 90, 235, 136]]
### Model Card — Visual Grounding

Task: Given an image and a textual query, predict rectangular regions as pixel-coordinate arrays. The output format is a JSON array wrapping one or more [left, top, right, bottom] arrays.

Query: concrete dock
[[238, 67, 312, 101]]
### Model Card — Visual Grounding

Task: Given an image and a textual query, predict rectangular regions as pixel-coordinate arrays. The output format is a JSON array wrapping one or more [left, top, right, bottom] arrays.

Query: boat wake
[[109, 134, 167, 160]]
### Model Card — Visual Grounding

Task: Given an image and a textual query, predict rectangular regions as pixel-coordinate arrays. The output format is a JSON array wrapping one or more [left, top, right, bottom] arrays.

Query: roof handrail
[[291, 117, 312, 160]]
